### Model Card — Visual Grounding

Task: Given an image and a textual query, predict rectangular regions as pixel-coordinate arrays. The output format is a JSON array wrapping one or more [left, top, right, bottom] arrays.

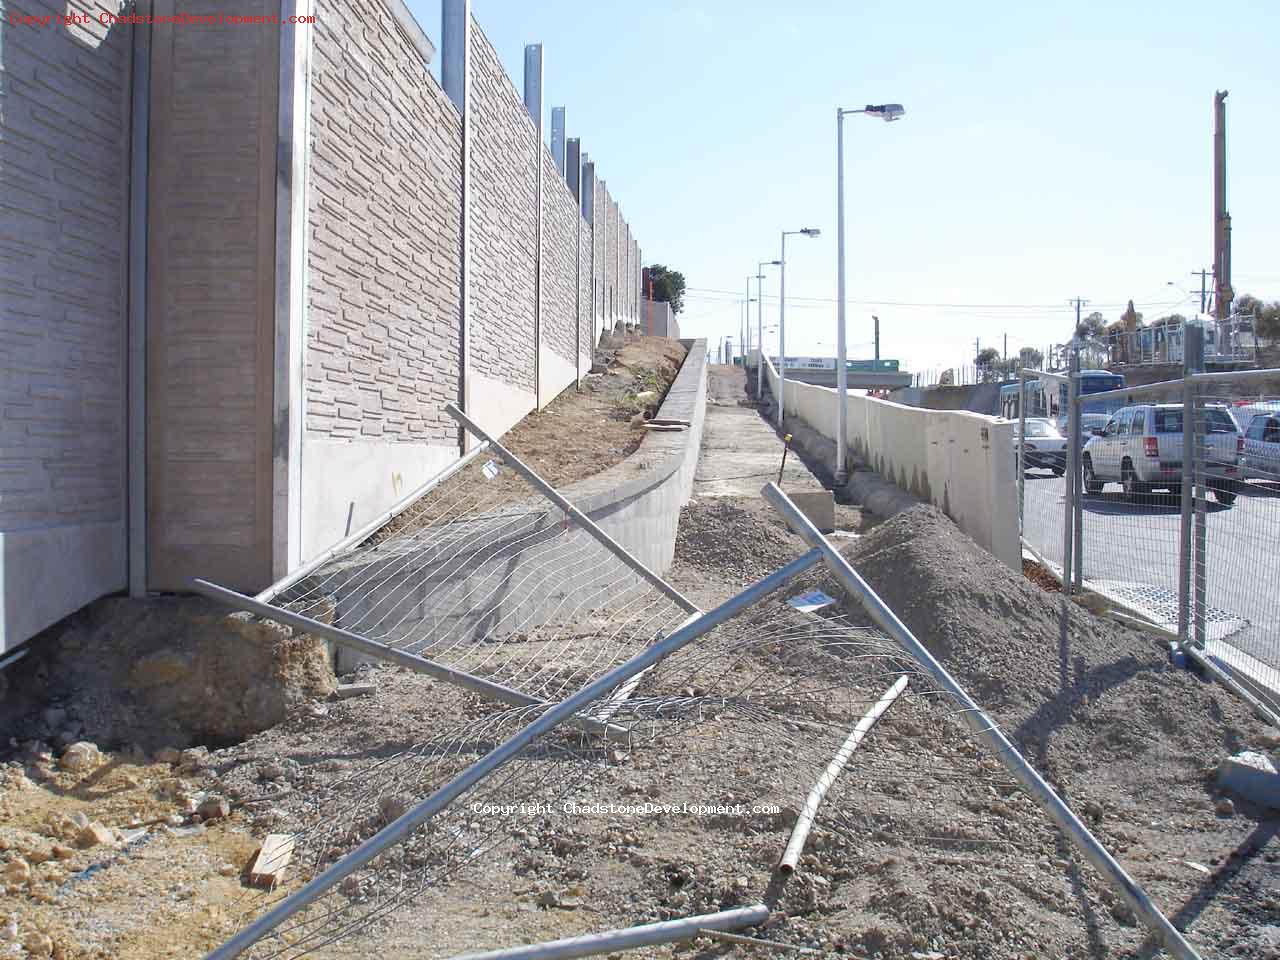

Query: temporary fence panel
[[194, 420, 1203, 959]]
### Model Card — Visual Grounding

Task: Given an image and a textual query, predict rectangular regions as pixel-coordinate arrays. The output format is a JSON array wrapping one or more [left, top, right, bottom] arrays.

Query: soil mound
[[843, 503, 1265, 774], [2, 597, 335, 752]]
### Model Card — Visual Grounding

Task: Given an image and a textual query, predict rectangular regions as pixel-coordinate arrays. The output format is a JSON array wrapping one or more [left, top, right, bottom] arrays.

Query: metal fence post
[[1070, 346, 1083, 591], [1193, 384, 1208, 648], [1178, 323, 1203, 647], [1017, 369, 1027, 536]]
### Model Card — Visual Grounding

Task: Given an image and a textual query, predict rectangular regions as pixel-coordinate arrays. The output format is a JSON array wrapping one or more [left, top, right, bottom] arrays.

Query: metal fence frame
[[1018, 329, 1280, 727]]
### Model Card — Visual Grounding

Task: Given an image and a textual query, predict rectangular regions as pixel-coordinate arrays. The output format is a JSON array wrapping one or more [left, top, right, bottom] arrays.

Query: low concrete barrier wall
[[325, 340, 708, 668], [758, 355, 1019, 569]]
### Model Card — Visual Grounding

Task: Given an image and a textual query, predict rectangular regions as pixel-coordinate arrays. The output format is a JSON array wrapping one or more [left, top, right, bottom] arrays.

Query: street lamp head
[[866, 103, 905, 122], [800, 228, 821, 238]]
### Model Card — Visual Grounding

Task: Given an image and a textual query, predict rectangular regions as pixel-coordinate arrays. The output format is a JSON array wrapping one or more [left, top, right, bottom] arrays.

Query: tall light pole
[[757, 260, 780, 398], [835, 102, 904, 482], [744, 275, 755, 364], [778, 227, 821, 425]]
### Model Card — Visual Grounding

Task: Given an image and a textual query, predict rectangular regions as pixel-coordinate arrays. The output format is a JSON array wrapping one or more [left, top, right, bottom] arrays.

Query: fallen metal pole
[[256, 441, 490, 604], [204, 550, 822, 960], [191, 579, 628, 742], [761, 483, 1202, 960], [444, 402, 698, 614], [779, 675, 908, 874], [450, 904, 770, 960]]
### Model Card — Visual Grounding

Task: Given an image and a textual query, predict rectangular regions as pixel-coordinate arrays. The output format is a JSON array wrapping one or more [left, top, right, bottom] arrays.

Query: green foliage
[[646, 264, 686, 315], [1234, 294, 1280, 344], [1075, 311, 1106, 340]]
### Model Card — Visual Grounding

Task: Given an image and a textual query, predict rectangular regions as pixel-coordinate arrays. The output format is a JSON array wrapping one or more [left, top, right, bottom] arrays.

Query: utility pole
[[1003, 333, 1007, 363], [1070, 297, 1089, 337], [1213, 91, 1232, 322], [1191, 268, 1212, 314], [873, 315, 880, 361]]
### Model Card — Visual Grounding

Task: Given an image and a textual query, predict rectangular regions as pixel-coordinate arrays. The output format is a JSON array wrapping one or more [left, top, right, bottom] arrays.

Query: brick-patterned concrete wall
[[578, 212, 593, 360], [0, 5, 130, 648], [469, 22, 536, 393], [604, 190, 619, 325], [540, 150, 578, 364], [305, 0, 461, 445], [592, 178, 606, 335]]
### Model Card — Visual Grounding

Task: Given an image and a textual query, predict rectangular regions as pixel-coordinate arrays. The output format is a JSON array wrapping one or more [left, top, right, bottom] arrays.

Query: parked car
[[1013, 418, 1066, 474], [1240, 410, 1280, 481], [1081, 404, 1243, 504]]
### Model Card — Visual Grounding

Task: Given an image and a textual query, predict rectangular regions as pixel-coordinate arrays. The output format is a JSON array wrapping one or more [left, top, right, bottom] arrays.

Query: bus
[[999, 380, 1048, 420], [1067, 369, 1126, 420], [1000, 369, 1126, 425]]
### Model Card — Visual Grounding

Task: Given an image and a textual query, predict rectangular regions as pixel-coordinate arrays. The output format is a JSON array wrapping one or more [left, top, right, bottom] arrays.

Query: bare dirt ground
[[3, 354, 1278, 960], [374, 334, 687, 543]]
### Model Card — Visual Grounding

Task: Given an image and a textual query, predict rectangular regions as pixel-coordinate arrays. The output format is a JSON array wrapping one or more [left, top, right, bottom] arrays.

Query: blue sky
[[407, 0, 1280, 375]]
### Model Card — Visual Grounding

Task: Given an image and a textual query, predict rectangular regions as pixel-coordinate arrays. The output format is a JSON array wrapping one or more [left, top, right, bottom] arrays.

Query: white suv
[[1081, 404, 1243, 505]]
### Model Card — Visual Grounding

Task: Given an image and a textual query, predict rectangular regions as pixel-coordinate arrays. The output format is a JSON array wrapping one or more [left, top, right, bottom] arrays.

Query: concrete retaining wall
[[326, 339, 708, 669], [761, 357, 1019, 569]]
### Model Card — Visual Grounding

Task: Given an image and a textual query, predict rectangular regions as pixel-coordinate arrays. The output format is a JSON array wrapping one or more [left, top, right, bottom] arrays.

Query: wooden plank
[[248, 834, 295, 889]]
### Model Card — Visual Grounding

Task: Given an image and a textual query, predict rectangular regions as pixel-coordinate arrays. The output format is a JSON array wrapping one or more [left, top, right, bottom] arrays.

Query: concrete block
[[1217, 751, 1279, 810], [784, 490, 836, 534]]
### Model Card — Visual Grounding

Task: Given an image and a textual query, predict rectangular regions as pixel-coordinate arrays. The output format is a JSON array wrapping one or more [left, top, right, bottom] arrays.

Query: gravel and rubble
[[2, 369, 1278, 960]]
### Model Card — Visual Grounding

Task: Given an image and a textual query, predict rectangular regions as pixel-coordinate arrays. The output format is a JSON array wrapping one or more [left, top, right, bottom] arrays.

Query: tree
[[1018, 346, 1044, 371], [1075, 311, 1106, 340], [1235, 294, 1264, 320], [646, 264, 686, 315], [1257, 301, 1280, 345], [975, 346, 1001, 382]]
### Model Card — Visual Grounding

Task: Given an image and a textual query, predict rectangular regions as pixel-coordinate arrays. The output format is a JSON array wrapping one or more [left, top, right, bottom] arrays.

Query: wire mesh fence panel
[[266, 452, 691, 706], [206, 585, 1191, 960], [1190, 376, 1280, 685], [1074, 392, 1199, 631]]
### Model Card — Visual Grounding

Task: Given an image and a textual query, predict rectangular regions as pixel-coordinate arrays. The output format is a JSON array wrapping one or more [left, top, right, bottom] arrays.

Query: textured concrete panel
[[540, 151, 578, 364], [0, 4, 131, 648], [469, 21, 536, 393], [307, 0, 462, 447]]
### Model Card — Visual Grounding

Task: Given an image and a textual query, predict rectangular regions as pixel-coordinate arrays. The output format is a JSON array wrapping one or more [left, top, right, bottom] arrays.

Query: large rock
[[1218, 751, 1279, 810]]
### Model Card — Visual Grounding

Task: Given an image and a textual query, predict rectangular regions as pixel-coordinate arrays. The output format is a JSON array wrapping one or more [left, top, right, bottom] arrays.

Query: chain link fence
[[1019, 343, 1280, 720]]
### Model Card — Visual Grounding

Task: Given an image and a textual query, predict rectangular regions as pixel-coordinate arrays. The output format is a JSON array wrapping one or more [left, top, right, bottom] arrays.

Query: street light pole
[[835, 102, 904, 482], [756, 260, 780, 399], [778, 227, 821, 425]]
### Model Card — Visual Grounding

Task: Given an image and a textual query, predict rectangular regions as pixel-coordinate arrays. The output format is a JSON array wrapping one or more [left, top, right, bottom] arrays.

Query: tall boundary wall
[[758, 357, 1019, 569], [0, 0, 652, 652]]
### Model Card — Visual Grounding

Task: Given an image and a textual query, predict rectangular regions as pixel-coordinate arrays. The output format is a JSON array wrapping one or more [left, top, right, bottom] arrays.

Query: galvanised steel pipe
[[779, 674, 908, 874], [192, 578, 629, 742], [450, 904, 770, 960], [256, 440, 490, 604], [444, 403, 699, 614], [760, 482, 1203, 960], [203, 548, 823, 960]]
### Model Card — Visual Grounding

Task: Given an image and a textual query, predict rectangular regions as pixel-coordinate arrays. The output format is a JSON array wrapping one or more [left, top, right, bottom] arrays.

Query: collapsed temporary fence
[[1018, 334, 1280, 725], [192, 404, 1202, 959]]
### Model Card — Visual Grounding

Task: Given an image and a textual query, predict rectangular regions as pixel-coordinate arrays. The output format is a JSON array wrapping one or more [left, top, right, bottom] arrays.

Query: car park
[[1081, 403, 1243, 504], [1014, 418, 1067, 474]]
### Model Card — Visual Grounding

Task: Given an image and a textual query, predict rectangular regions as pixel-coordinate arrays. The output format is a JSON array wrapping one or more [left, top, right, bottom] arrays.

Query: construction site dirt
[[1, 364, 1276, 960]]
